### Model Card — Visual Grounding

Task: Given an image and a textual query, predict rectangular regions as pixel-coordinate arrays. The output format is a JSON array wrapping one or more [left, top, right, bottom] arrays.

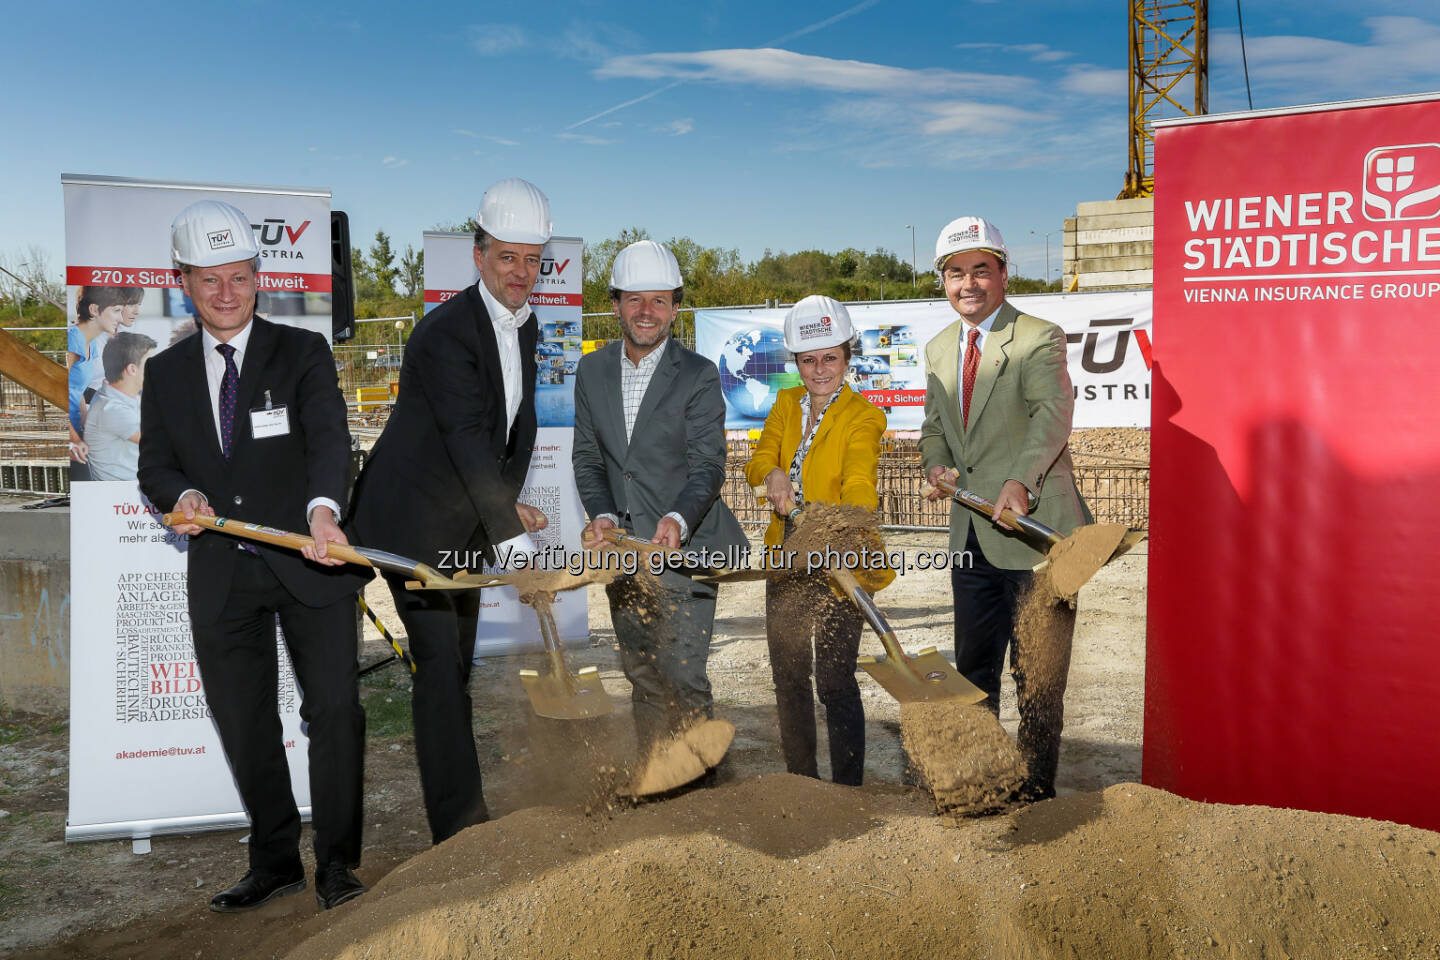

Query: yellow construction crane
[[1123, 0, 1209, 198]]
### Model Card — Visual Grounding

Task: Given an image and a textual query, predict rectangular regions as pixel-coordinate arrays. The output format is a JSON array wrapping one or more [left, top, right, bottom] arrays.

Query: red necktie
[[962, 327, 980, 429]]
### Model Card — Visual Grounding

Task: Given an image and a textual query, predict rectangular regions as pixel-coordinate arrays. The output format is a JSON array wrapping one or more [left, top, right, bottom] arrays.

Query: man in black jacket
[[348, 178, 551, 843], [140, 199, 369, 912]]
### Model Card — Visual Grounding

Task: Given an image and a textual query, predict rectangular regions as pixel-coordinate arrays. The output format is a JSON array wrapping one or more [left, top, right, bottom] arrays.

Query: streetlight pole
[[1030, 229, 1060, 286], [905, 225, 917, 290], [880, 273, 886, 301]]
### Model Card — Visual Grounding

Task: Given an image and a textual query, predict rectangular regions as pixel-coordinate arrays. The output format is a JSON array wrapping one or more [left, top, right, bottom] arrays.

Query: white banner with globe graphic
[[695, 291, 1152, 431]]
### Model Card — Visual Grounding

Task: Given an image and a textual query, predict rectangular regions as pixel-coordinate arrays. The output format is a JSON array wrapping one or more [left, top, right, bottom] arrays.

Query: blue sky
[[4, 0, 1440, 286]]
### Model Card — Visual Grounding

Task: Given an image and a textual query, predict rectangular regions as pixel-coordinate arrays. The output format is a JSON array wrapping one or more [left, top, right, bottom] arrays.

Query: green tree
[[399, 244, 424, 298], [369, 231, 399, 295]]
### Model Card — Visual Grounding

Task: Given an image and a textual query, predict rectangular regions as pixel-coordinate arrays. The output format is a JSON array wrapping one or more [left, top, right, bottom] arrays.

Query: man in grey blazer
[[920, 216, 1090, 802], [573, 240, 747, 756]]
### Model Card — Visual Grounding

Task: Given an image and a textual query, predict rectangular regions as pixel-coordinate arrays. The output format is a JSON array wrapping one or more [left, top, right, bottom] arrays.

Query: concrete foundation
[[1063, 197, 1155, 291]]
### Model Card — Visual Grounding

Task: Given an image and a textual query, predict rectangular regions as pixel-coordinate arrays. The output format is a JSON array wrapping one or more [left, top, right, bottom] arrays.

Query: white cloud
[[1062, 66, 1127, 97], [468, 24, 528, 56], [452, 128, 479, 138], [955, 41, 1072, 63], [485, 135, 520, 147], [657, 117, 695, 136], [596, 48, 1031, 97], [922, 101, 1050, 136], [559, 22, 643, 63], [381, 156, 409, 168], [1211, 16, 1440, 102], [557, 132, 617, 145]]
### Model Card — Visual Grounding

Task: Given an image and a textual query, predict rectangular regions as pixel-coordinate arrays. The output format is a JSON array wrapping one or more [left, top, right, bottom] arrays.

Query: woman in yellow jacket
[[745, 295, 893, 786]]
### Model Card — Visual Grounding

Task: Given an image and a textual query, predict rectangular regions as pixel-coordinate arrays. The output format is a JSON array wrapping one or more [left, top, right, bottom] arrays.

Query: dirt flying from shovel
[[901, 701, 1027, 815]]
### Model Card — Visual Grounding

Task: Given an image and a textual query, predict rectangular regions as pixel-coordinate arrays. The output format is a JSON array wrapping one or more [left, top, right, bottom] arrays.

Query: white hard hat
[[170, 200, 260, 268], [477, 178, 552, 244], [782, 295, 856, 353], [609, 240, 683, 292], [933, 216, 1009, 272]]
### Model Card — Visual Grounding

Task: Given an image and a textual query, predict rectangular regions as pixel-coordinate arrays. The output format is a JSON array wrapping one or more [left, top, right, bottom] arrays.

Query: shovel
[[516, 590, 613, 720], [752, 487, 987, 705], [161, 512, 495, 591], [923, 476, 1145, 602]]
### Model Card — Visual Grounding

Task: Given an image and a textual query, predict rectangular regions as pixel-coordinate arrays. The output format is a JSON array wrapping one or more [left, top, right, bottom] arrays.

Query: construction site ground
[[2, 534, 1437, 959]]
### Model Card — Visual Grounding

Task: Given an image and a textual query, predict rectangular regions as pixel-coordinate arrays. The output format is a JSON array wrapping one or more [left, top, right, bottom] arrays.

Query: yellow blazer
[[745, 385, 895, 591]]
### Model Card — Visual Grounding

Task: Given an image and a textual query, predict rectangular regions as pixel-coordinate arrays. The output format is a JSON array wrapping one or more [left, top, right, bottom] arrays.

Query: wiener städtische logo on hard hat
[[796, 315, 832, 341], [1363, 144, 1440, 221], [206, 229, 235, 251], [948, 224, 980, 245]]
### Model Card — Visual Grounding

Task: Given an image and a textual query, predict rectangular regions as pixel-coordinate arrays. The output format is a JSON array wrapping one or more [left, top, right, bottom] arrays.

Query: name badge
[[251, 405, 290, 439]]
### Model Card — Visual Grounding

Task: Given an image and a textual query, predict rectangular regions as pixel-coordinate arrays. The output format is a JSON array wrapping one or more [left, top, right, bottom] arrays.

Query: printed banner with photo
[[694, 292, 1152, 431], [62, 174, 333, 841], [422, 231, 587, 653]]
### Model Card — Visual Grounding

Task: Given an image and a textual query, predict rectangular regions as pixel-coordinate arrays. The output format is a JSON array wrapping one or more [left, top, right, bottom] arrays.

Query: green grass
[[360, 670, 414, 738]]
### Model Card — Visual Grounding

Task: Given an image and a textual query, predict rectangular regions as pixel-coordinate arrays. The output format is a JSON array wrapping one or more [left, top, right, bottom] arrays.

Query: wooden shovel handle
[[599, 527, 688, 568], [160, 512, 376, 568], [751, 484, 800, 521], [925, 476, 1064, 548]]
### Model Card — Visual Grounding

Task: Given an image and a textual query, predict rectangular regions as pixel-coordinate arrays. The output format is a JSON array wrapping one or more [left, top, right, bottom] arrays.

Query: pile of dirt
[[1070, 427, 1150, 463], [779, 503, 884, 570], [278, 775, 1440, 960]]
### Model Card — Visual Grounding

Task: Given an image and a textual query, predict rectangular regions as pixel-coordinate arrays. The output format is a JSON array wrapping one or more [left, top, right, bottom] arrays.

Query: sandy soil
[[2, 532, 1435, 958]]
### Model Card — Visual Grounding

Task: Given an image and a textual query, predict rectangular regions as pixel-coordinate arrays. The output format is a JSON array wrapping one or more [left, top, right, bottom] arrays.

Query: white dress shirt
[[474, 277, 529, 435], [474, 279, 537, 559]]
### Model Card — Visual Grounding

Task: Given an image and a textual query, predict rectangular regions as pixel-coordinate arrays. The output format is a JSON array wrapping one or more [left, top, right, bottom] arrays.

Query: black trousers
[[951, 524, 1075, 796], [191, 552, 364, 873], [766, 572, 866, 786], [384, 573, 488, 844]]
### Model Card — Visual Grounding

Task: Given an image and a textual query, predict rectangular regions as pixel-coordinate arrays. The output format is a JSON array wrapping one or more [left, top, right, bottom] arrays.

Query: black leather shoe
[[315, 862, 366, 910], [209, 867, 306, 913]]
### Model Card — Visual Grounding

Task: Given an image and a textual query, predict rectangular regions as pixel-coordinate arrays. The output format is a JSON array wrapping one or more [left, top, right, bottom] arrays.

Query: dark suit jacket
[[572, 339, 746, 553], [349, 284, 538, 567], [138, 316, 369, 626]]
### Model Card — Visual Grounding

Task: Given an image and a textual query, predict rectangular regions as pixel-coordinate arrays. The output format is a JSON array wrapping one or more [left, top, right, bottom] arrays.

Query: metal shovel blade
[[518, 598, 613, 720], [829, 566, 987, 705], [859, 644, 989, 705], [1042, 524, 1145, 603]]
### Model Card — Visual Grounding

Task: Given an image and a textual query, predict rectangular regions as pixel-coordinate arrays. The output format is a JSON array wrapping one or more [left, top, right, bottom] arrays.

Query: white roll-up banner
[[696, 291, 1152, 431], [62, 174, 335, 842], [421, 232, 587, 655]]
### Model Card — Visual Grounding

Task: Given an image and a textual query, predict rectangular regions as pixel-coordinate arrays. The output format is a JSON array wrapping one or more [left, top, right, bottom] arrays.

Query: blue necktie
[[216, 343, 238, 460]]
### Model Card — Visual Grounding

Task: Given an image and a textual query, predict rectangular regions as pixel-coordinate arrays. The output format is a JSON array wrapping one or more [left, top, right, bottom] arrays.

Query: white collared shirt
[[474, 278, 530, 434], [957, 305, 1002, 423], [187, 319, 338, 525], [620, 337, 669, 442]]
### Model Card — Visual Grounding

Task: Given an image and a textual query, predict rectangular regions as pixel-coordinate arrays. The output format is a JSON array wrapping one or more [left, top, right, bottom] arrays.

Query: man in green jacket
[[921, 216, 1090, 802]]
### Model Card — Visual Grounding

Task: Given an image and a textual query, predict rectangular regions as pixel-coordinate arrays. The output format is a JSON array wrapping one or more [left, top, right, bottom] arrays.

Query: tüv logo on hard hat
[[1362, 144, 1440, 221], [207, 229, 235, 250]]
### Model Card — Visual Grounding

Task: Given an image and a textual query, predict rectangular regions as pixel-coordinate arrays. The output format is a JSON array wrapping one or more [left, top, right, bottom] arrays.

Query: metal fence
[[721, 438, 1149, 532]]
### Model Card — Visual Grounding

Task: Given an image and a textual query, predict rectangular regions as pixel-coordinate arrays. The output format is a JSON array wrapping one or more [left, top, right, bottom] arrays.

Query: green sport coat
[[919, 301, 1091, 570]]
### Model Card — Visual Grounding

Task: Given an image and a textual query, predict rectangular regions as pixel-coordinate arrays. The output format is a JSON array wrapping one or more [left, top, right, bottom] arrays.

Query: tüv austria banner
[[62, 174, 333, 842], [695, 292, 1152, 431]]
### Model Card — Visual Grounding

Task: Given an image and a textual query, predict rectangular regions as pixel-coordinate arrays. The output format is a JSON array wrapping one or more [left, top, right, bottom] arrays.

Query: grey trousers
[[606, 568, 718, 753]]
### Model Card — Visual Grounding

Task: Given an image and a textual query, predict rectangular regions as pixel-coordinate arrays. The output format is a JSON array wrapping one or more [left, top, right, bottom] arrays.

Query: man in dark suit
[[140, 199, 369, 912], [573, 240, 747, 757], [348, 178, 550, 844]]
